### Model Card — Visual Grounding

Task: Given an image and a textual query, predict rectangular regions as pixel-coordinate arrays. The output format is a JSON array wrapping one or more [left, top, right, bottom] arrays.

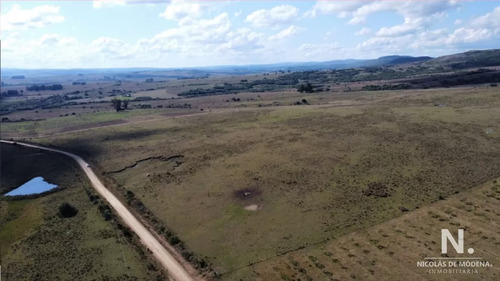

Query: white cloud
[[92, 0, 158, 9], [90, 37, 136, 59], [355, 1, 464, 53], [306, 1, 458, 29], [269, 26, 302, 41], [375, 20, 421, 37], [246, 5, 299, 28], [1, 5, 64, 31], [471, 6, 500, 30], [355, 27, 371, 36], [4, 2, 499, 68], [93, 0, 126, 9], [139, 13, 236, 57], [305, 1, 365, 18], [359, 5, 500, 54], [445, 27, 494, 44], [217, 28, 263, 53], [159, 0, 206, 21], [299, 43, 340, 59], [2, 34, 86, 67]]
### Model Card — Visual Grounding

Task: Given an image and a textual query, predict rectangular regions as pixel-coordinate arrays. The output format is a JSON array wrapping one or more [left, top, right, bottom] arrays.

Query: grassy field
[[8, 86, 497, 279], [246, 177, 500, 281], [0, 108, 198, 138], [0, 144, 165, 280]]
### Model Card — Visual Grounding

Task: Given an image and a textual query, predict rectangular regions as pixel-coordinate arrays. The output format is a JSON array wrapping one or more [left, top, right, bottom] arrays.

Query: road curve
[[1, 140, 195, 281]]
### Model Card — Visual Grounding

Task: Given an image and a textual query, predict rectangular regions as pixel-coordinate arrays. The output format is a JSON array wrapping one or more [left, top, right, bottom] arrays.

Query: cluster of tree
[[26, 84, 63, 91], [163, 103, 191, 109], [362, 83, 410, 91], [1, 89, 22, 97], [297, 83, 314, 93], [72, 81, 86, 85], [111, 98, 129, 111], [134, 104, 152, 109], [133, 96, 153, 101], [178, 77, 300, 97], [280, 70, 329, 82], [0, 94, 71, 115]]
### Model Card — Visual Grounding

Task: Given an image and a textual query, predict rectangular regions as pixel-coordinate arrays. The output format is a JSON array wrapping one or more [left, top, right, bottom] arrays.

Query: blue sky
[[1, 1, 499, 68]]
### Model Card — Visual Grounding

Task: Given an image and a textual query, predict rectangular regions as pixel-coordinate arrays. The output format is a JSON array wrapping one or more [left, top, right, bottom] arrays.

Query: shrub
[[363, 182, 391, 197], [58, 202, 78, 218]]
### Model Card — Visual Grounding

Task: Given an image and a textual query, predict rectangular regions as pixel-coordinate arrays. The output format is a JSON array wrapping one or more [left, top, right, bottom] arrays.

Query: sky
[[1, 0, 499, 69]]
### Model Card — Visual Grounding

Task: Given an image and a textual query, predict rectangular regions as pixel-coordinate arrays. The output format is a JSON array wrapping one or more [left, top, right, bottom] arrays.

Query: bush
[[58, 202, 78, 218], [363, 182, 391, 198]]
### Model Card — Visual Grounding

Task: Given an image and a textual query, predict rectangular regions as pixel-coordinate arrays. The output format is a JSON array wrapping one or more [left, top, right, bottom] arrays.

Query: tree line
[[26, 84, 63, 91]]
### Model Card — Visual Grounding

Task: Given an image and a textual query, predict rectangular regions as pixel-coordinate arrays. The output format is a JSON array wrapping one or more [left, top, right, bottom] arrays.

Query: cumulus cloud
[[246, 5, 299, 28], [93, 0, 126, 9], [359, 5, 500, 54], [146, 13, 231, 48], [471, 6, 500, 31], [216, 28, 263, 53], [299, 43, 340, 59], [306, 1, 457, 25], [269, 26, 302, 41], [159, 0, 206, 21], [138, 12, 265, 59], [93, 0, 159, 9], [305, 1, 365, 18], [355, 27, 371, 36], [1, 5, 64, 31]]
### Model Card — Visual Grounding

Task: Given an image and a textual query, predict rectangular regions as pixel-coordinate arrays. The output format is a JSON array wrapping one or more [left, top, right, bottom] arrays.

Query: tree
[[298, 83, 313, 93], [58, 202, 78, 218], [122, 100, 129, 110], [111, 98, 122, 112]]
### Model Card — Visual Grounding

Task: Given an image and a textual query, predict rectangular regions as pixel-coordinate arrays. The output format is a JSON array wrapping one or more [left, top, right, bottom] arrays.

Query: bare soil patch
[[243, 204, 260, 211]]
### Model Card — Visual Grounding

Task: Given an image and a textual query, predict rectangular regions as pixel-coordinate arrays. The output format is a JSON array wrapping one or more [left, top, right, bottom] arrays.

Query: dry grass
[[0, 145, 165, 280], [17, 86, 498, 278], [247, 178, 500, 281]]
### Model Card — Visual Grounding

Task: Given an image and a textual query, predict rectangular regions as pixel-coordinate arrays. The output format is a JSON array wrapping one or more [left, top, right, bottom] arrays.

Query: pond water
[[5, 177, 58, 196]]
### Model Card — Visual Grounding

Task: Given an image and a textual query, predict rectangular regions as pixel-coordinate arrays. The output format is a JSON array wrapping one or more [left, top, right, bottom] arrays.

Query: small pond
[[5, 177, 58, 196]]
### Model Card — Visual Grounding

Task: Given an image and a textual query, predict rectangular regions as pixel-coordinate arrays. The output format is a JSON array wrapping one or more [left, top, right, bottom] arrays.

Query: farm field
[[2, 0, 500, 278], [5, 85, 499, 279]]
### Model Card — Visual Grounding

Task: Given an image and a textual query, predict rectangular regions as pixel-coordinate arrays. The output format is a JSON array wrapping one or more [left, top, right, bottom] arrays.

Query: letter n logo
[[441, 229, 464, 254]]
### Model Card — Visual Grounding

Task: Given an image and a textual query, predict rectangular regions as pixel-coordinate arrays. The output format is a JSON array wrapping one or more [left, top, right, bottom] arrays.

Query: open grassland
[[0, 107, 196, 138], [18, 86, 500, 278], [0, 144, 165, 280], [247, 178, 500, 281]]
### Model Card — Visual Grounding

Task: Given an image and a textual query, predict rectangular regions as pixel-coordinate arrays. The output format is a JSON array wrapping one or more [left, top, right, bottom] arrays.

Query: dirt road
[[0, 140, 195, 281]]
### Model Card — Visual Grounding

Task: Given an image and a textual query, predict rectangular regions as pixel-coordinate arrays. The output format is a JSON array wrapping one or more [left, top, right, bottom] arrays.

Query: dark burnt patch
[[233, 187, 262, 200]]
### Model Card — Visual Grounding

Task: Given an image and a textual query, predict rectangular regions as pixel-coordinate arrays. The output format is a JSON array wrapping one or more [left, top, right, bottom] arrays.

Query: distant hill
[[2, 49, 499, 81], [422, 49, 500, 69]]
